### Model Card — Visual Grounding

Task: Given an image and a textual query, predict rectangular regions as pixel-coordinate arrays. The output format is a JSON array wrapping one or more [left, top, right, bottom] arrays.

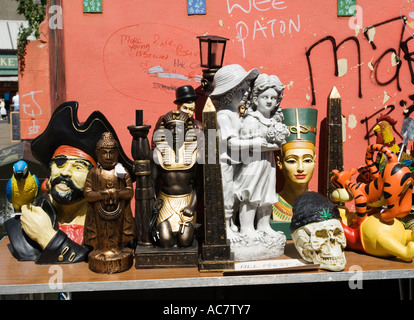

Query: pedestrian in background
[[12, 92, 19, 111], [0, 98, 7, 120]]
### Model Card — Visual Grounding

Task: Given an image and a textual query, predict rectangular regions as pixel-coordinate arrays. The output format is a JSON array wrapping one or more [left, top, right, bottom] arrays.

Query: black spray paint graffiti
[[400, 94, 414, 117], [360, 104, 397, 144], [306, 16, 414, 106], [360, 94, 414, 146], [363, 16, 406, 91], [306, 35, 362, 106]]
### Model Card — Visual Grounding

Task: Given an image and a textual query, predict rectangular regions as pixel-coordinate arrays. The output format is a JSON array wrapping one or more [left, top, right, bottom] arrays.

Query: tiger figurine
[[331, 144, 413, 222]]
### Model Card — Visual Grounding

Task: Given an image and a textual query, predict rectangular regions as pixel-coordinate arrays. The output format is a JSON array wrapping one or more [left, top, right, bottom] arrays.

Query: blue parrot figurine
[[6, 160, 40, 212]]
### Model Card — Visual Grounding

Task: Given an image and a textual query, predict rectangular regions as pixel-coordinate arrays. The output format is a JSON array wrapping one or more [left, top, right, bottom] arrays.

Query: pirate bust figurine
[[5, 102, 133, 264], [151, 110, 201, 249], [83, 132, 135, 273], [272, 108, 318, 239]]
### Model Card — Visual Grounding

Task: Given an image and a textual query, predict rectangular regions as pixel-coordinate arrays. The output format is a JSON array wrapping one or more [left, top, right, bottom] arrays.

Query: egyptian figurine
[[151, 110, 201, 248], [83, 132, 135, 273], [271, 108, 318, 239]]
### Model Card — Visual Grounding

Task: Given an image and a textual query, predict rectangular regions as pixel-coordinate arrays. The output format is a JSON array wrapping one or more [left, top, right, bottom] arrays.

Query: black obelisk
[[198, 97, 234, 271], [327, 86, 344, 197]]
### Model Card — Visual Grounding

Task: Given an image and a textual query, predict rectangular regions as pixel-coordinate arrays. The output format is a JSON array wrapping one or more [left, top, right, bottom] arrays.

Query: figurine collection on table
[[4, 61, 414, 274]]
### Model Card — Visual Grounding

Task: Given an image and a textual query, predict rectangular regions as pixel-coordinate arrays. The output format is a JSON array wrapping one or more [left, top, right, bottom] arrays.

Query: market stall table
[[0, 236, 413, 296]]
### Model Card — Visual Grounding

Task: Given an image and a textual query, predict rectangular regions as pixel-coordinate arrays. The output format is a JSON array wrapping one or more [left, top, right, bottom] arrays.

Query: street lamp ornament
[[197, 35, 229, 93]]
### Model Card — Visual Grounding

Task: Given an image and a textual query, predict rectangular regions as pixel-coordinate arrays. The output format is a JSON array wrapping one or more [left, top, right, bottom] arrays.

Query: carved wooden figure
[[83, 132, 135, 274]]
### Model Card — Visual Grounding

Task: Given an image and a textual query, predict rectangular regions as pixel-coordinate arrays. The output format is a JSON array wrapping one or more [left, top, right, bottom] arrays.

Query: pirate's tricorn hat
[[31, 101, 134, 180]]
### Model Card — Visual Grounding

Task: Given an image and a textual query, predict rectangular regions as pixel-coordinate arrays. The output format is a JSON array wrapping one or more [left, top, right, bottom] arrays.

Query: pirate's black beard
[[49, 176, 84, 205]]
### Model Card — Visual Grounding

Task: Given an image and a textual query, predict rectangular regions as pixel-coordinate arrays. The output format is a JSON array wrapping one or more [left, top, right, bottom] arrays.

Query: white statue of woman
[[233, 74, 290, 258], [210, 64, 260, 242]]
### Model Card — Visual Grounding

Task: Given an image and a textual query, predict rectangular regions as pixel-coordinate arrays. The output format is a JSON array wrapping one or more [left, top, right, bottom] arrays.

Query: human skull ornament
[[290, 191, 347, 272], [292, 219, 346, 271]]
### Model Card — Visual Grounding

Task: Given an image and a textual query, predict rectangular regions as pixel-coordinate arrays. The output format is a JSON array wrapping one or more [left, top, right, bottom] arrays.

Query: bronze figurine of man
[[83, 132, 135, 273], [151, 110, 201, 248]]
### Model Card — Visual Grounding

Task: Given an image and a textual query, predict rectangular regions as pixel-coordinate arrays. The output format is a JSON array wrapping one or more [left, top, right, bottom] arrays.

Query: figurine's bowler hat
[[210, 64, 260, 97], [31, 101, 134, 180], [174, 85, 198, 105]]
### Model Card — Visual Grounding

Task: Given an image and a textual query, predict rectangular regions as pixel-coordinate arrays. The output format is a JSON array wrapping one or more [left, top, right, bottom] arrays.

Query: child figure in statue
[[83, 132, 135, 273], [234, 74, 289, 244]]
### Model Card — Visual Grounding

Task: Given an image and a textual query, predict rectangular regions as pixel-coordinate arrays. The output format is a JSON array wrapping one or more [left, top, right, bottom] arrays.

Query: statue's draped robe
[[83, 166, 135, 252]]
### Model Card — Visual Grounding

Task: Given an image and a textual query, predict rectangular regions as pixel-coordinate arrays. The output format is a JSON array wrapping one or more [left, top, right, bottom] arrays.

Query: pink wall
[[23, 0, 414, 195], [19, 32, 52, 140]]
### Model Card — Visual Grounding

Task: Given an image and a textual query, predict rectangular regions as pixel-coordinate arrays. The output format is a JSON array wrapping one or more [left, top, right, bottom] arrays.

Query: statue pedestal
[[198, 243, 235, 272], [230, 232, 286, 261], [135, 240, 199, 268], [88, 248, 134, 274]]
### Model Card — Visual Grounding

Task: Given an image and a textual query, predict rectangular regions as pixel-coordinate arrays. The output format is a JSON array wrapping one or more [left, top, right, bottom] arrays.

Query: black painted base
[[198, 243, 235, 272], [135, 240, 199, 268]]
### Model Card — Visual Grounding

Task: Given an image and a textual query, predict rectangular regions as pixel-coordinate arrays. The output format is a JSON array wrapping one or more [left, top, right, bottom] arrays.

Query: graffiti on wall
[[227, 0, 301, 59], [306, 15, 414, 106], [103, 23, 202, 104], [21, 90, 43, 136]]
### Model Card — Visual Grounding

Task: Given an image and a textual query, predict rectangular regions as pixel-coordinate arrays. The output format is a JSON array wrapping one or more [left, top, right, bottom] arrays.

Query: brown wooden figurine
[[83, 132, 135, 273]]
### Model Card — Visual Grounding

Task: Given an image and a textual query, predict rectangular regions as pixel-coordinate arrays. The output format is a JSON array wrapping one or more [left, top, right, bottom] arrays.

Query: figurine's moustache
[[49, 175, 84, 204], [50, 175, 81, 192]]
